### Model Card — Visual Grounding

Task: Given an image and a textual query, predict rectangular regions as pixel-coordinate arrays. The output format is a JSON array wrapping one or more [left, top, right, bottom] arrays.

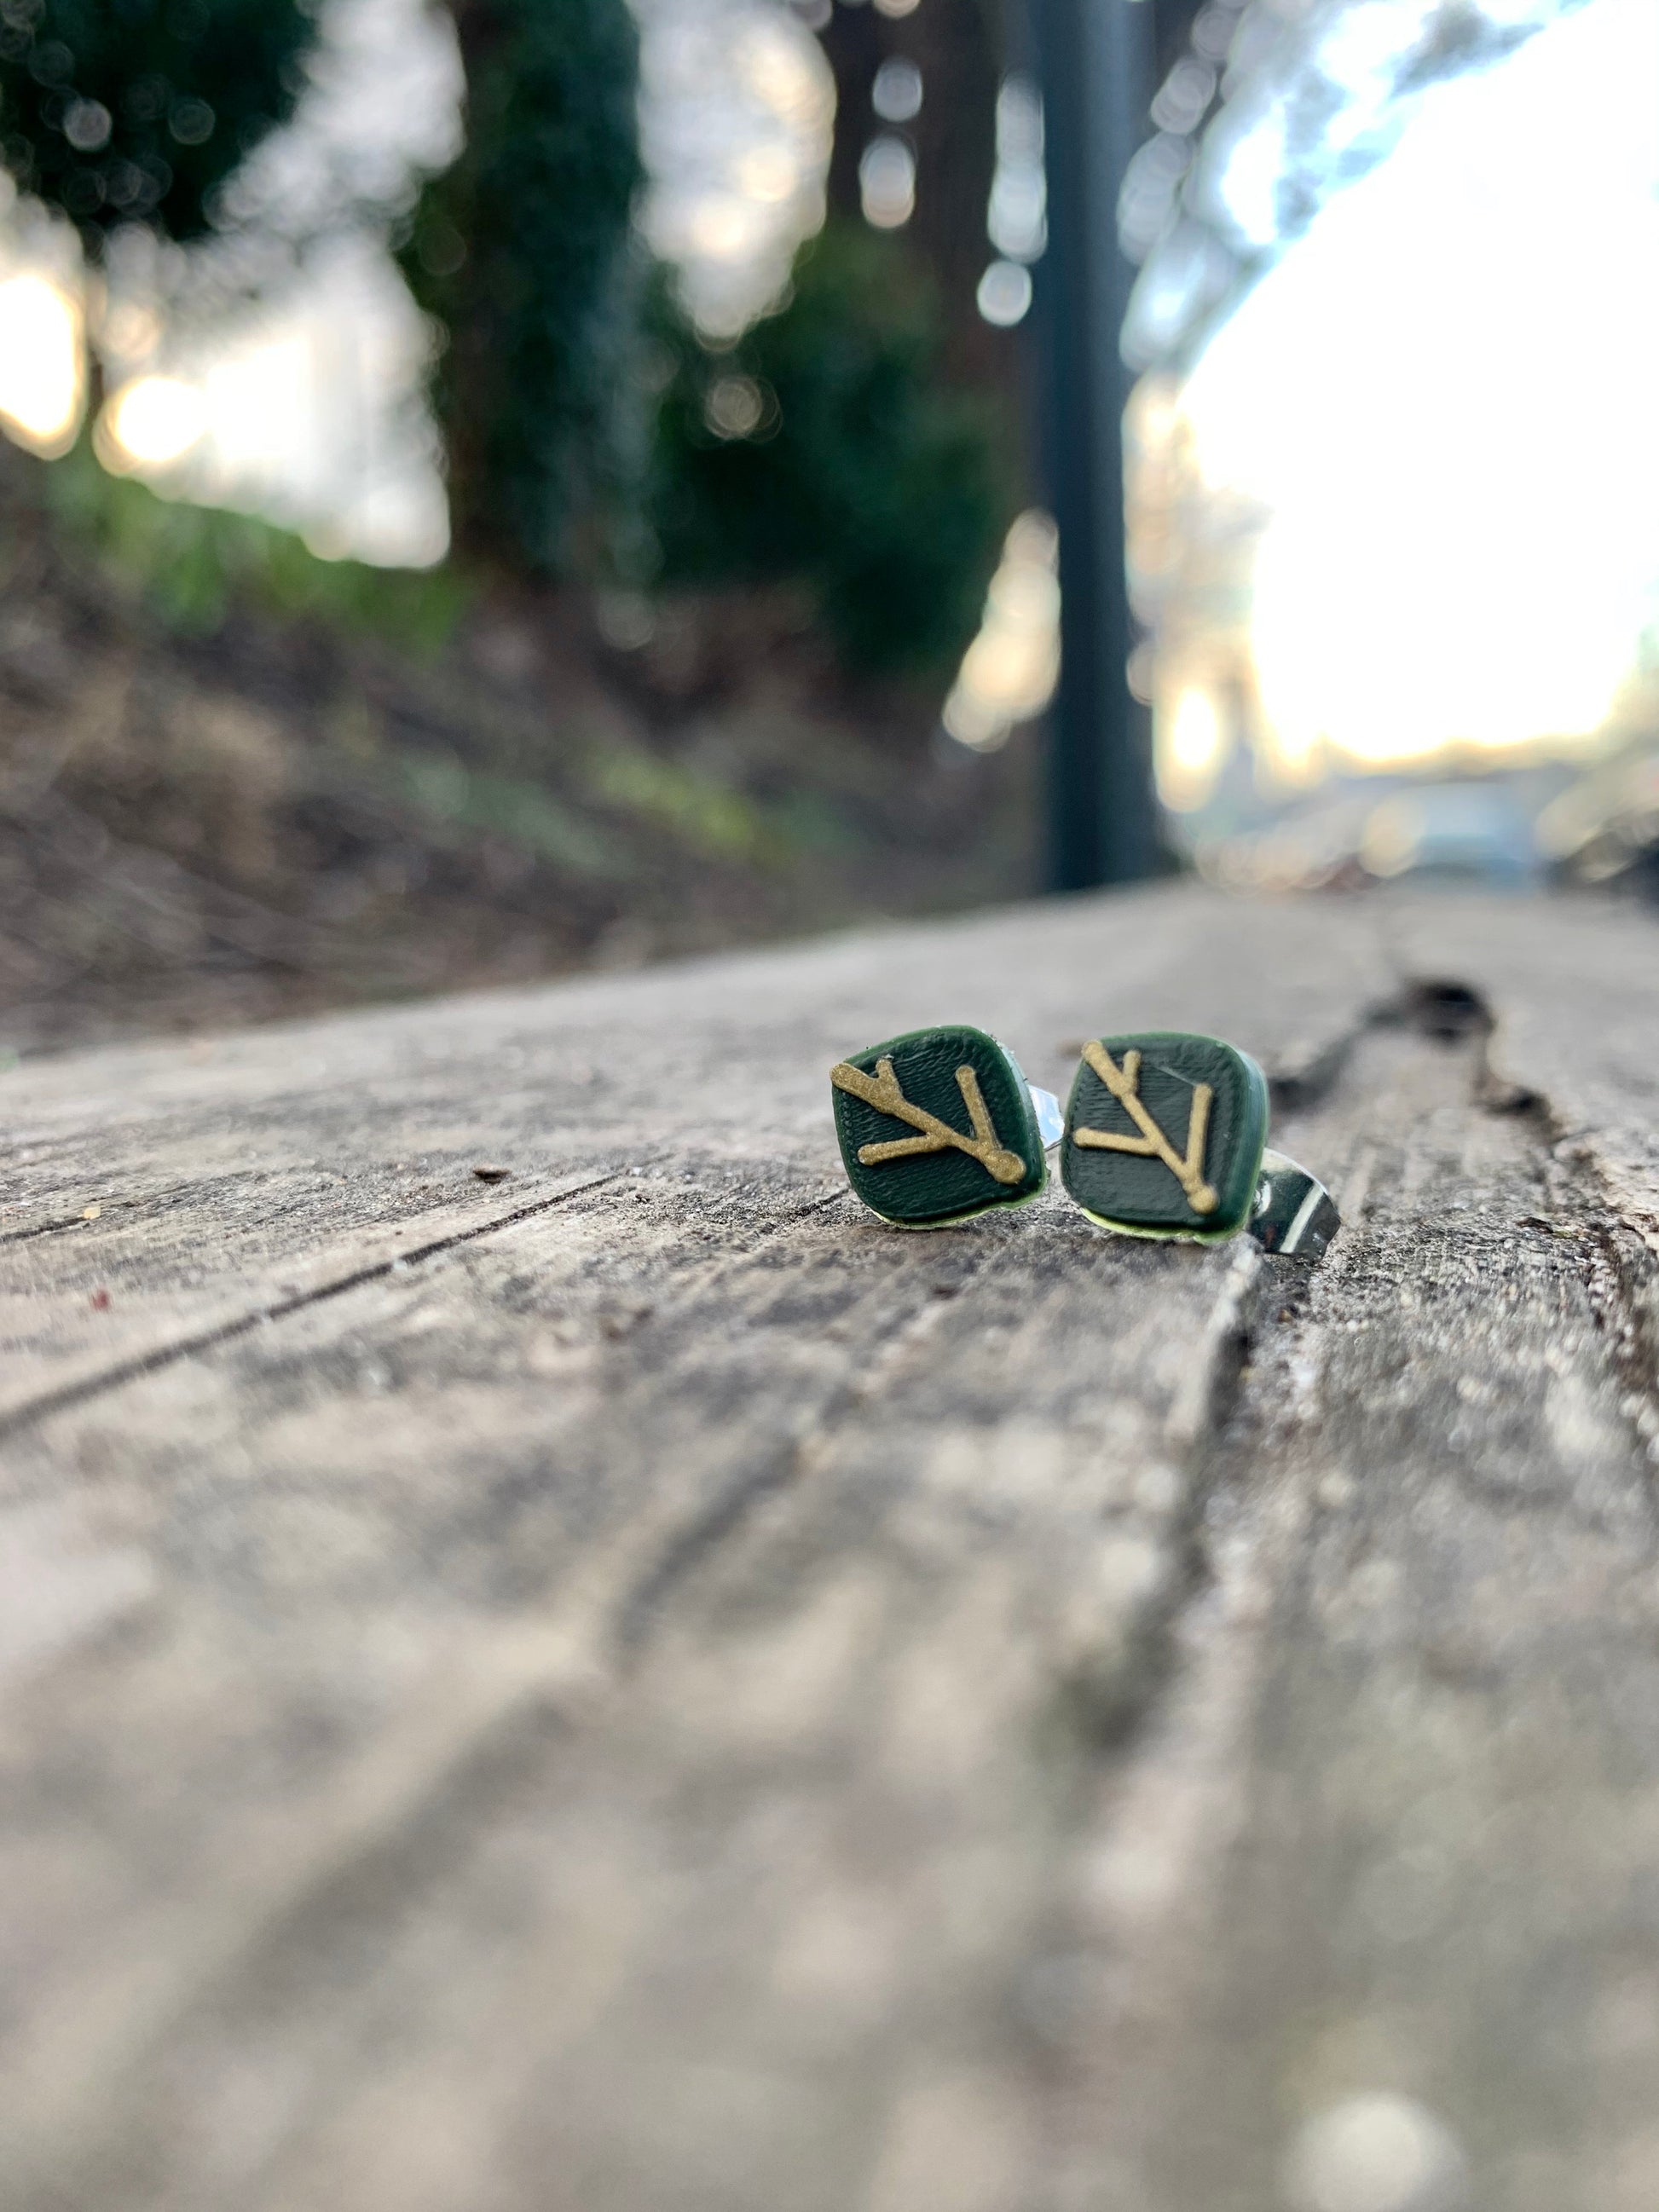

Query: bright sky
[[636, 0, 832, 337], [1181, 0, 1659, 778]]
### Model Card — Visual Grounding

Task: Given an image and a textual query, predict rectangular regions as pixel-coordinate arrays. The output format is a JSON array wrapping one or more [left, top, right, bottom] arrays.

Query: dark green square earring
[[831, 1024, 1061, 1228], [1061, 1031, 1269, 1241], [1061, 1031, 1339, 1256]]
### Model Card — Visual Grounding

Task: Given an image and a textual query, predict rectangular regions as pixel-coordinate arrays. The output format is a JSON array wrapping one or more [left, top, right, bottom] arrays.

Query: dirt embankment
[[0, 448, 1034, 1054]]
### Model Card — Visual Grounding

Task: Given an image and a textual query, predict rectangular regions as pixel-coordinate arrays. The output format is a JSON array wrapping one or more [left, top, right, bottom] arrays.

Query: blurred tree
[[398, 0, 645, 576], [818, 0, 1007, 397], [650, 222, 1006, 680], [0, 0, 315, 252]]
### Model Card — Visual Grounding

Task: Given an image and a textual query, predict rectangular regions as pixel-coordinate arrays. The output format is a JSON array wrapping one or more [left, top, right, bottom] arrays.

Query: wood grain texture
[[3, 884, 1657, 2212]]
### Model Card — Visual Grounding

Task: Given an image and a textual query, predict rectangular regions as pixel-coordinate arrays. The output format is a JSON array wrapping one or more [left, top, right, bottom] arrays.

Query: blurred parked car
[[1192, 774, 1549, 893], [1535, 747, 1659, 896]]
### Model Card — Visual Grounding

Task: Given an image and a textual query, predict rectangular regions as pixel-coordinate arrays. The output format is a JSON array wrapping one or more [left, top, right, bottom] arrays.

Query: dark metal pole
[[1033, 0, 1158, 891]]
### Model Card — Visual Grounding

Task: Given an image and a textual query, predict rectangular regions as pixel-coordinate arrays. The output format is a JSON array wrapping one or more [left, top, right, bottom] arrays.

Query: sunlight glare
[[0, 274, 83, 457], [737, 144, 800, 204], [1159, 688, 1228, 811], [102, 377, 209, 470], [1179, 0, 1659, 777], [943, 511, 1061, 752]]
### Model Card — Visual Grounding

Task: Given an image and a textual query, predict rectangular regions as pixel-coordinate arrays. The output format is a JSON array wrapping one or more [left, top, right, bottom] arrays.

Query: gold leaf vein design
[[1072, 1041, 1218, 1214], [831, 1055, 1026, 1185]]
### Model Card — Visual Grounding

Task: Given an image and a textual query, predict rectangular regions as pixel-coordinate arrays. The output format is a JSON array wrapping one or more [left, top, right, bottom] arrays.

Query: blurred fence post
[[1033, 0, 1158, 891]]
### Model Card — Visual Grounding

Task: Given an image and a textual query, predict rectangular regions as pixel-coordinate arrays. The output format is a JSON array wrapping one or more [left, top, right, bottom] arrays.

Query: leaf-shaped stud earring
[[1061, 1031, 1339, 1257], [830, 1024, 1062, 1228]]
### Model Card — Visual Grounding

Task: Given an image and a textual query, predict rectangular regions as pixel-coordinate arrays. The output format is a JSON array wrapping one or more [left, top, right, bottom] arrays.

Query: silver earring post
[[1248, 1151, 1341, 1258]]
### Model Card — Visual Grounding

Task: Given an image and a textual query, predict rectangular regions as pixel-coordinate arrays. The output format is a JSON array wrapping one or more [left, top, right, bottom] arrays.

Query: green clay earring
[[830, 1024, 1062, 1229], [1061, 1031, 1339, 1258]]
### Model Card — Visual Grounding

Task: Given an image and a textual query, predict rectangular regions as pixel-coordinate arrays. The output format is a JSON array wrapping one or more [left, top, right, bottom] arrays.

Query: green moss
[[392, 753, 621, 877], [43, 442, 468, 654], [588, 742, 777, 864]]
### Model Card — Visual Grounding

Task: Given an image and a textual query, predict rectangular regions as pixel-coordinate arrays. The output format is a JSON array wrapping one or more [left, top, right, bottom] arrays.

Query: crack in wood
[[612, 1193, 968, 1651], [1084, 1008, 1659, 2203], [1052, 1243, 1269, 1753], [0, 1170, 627, 1441], [1051, 965, 1576, 1775], [1266, 967, 1551, 1123], [0, 1212, 93, 1246]]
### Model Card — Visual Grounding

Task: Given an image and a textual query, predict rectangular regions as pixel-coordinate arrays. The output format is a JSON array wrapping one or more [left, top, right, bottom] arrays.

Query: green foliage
[[589, 740, 776, 863], [396, 751, 618, 876], [43, 438, 466, 650], [399, 0, 645, 576], [650, 222, 1009, 679], [394, 741, 778, 874], [0, 0, 315, 252]]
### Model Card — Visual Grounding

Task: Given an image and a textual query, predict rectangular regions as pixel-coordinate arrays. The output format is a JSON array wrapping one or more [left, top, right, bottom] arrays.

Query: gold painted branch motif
[[1072, 1042, 1218, 1213], [830, 1057, 1026, 1185]]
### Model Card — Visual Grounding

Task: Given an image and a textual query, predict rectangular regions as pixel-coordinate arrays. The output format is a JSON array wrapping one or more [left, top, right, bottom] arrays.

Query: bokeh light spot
[[859, 136, 916, 229], [0, 274, 84, 457], [102, 377, 210, 470], [976, 259, 1032, 327]]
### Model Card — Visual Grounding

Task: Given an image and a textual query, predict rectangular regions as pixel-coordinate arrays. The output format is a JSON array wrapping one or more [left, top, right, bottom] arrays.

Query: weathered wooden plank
[[3, 884, 1657, 2212], [1058, 1001, 1659, 2212], [0, 887, 1379, 1411]]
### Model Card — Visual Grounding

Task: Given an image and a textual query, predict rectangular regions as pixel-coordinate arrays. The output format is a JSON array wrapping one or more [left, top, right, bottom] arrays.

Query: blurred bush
[[398, 0, 645, 576], [0, 0, 315, 251], [648, 222, 1008, 680], [396, 0, 1009, 680], [2, 0, 1012, 691]]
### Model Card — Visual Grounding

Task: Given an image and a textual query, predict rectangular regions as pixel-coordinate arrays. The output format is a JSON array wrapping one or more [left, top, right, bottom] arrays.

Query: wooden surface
[[4, 883, 1659, 2212]]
